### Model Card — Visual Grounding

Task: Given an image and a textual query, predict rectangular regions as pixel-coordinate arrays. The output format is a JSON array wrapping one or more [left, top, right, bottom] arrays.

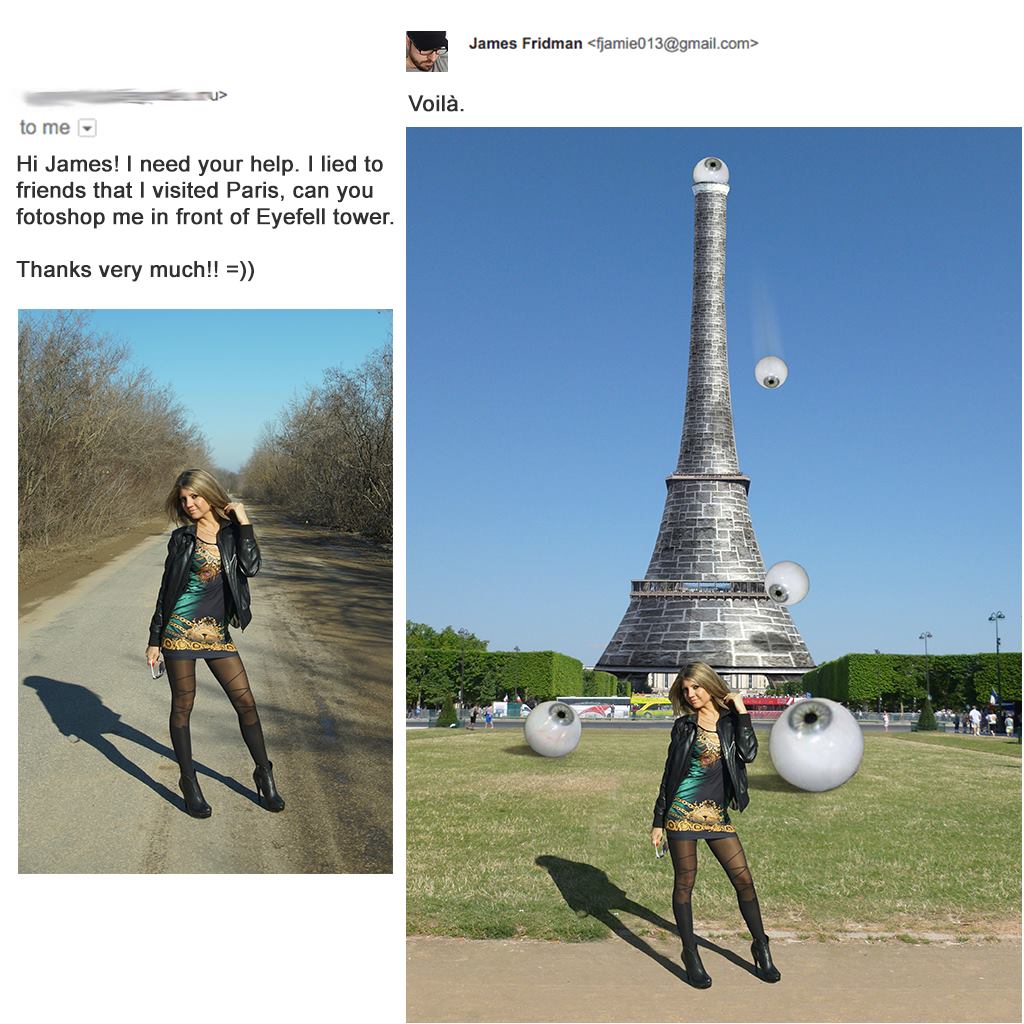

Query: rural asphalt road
[[19, 510, 392, 873]]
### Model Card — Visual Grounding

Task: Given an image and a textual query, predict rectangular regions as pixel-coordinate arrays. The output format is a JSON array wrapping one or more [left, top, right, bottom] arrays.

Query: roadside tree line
[[19, 311, 210, 553], [240, 347, 392, 542]]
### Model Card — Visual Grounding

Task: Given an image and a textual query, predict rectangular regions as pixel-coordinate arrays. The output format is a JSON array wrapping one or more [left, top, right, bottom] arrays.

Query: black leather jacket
[[147, 521, 260, 647], [652, 710, 758, 828]]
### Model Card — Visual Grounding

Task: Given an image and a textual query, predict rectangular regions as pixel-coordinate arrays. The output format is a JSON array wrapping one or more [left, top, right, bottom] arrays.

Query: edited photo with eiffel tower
[[596, 155, 814, 694]]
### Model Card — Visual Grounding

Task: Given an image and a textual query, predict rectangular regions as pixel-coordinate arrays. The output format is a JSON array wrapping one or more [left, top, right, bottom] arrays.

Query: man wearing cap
[[407, 31, 449, 72]]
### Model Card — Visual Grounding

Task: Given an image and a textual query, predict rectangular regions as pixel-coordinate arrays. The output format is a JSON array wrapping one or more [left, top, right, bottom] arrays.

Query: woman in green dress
[[145, 469, 284, 818], [650, 662, 779, 987]]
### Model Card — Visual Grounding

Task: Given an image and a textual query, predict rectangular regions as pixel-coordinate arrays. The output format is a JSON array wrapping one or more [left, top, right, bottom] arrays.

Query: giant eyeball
[[524, 701, 582, 758], [755, 356, 789, 390], [765, 561, 809, 605], [692, 156, 730, 185], [769, 698, 864, 791]]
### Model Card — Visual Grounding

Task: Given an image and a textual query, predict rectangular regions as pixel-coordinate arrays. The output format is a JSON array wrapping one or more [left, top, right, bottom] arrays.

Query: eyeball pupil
[[556, 710, 566, 719], [804, 712, 818, 724]]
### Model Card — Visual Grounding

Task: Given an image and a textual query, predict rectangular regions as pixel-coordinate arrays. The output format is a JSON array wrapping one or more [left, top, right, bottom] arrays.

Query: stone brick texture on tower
[[678, 191, 738, 476], [596, 163, 814, 688]]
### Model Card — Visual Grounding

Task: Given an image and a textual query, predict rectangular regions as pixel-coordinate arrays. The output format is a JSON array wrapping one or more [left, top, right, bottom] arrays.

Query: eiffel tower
[[595, 157, 814, 693]]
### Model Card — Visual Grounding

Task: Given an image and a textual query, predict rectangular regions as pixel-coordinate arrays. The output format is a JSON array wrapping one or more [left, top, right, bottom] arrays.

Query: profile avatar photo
[[406, 30, 448, 72]]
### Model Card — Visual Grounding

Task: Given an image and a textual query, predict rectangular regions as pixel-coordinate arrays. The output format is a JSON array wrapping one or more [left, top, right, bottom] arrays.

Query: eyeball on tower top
[[692, 157, 730, 185]]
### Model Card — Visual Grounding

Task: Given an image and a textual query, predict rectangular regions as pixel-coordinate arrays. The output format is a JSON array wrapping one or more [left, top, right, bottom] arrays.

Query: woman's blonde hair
[[165, 468, 232, 526], [668, 662, 731, 717]]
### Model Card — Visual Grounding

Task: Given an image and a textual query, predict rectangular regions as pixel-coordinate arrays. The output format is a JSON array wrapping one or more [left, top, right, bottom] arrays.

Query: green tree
[[435, 692, 458, 728], [407, 621, 489, 651], [917, 695, 937, 731]]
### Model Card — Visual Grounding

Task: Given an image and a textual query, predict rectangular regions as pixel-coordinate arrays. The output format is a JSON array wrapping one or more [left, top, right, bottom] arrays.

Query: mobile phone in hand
[[150, 658, 165, 680]]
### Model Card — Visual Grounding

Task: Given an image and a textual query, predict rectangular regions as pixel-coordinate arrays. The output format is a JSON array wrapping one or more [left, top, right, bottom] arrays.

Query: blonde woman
[[650, 662, 779, 987], [145, 469, 284, 818]]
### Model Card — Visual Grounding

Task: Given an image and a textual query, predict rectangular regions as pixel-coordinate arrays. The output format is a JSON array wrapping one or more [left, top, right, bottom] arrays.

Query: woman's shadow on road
[[535, 855, 756, 984], [23, 675, 254, 813]]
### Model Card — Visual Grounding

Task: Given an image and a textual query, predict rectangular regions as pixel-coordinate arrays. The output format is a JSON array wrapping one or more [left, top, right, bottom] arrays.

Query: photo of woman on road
[[146, 468, 285, 818], [650, 662, 780, 988]]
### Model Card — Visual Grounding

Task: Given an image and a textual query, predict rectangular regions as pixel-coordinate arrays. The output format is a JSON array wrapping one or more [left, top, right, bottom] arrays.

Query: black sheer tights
[[167, 659, 198, 776], [669, 838, 699, 949], [167, 656, 271, 774], [669, 836, 767, 948]]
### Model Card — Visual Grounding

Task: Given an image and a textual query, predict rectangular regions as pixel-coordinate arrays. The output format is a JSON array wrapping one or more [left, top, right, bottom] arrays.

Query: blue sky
[[27, 309, 392, 471], [407, 128, 1021, 665]]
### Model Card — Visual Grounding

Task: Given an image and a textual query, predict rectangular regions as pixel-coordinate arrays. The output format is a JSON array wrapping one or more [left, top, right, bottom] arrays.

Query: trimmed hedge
[[407, 649, 584, 706], [582, 669, 626, 698], [799, 652, 1021, 708]]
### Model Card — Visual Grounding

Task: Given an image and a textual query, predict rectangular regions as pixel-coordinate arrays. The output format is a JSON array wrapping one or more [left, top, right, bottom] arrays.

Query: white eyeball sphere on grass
[[769, 699, 864, 791], [765, 561, 810, 605], [754, 356, 789, 390], [524, 701, 582, 758]]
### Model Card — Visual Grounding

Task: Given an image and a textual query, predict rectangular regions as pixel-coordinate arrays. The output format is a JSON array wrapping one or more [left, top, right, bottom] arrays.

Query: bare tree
[[240, 348, 392, 542], [19, 311, 209, 551]]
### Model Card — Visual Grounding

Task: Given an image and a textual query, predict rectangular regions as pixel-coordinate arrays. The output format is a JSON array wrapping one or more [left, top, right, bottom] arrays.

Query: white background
[[4, 2, 1021, 1022]]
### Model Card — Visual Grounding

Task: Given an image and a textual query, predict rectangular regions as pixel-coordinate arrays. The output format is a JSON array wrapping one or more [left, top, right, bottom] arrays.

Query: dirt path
[[248, 507, 393, 869], [407, 934, 1021, 1023], [19, 517, 167, 617], [19, 504, 391, 873]]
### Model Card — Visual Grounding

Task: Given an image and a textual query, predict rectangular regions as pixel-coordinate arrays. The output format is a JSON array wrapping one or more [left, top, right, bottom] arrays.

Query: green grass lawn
[[408, 728, 1021, 941], [893, 732, 1022, 758]]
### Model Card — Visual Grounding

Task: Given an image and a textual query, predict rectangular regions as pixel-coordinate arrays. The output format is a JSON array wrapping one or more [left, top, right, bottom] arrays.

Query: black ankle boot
[[681, 945, 712, 988], [253, 762, 285, 811], [179, 773, 212, 818], [751, 938, 781, 982]]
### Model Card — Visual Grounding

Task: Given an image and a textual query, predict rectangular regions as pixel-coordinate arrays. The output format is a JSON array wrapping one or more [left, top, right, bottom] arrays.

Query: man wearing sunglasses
[[407, 31, 448, 72]]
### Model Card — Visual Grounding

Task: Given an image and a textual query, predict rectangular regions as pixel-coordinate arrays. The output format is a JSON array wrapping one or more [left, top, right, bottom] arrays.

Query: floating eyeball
[[765, 561, 809, 605], [524, 701, 582, 758], [769, 698, 864, 791], [755, 356, 789, 390]]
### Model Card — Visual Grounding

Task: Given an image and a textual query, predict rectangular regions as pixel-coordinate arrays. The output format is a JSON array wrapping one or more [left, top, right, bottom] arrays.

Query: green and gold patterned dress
[[161, 537, 238, 660], [665, 724, 737, 841]]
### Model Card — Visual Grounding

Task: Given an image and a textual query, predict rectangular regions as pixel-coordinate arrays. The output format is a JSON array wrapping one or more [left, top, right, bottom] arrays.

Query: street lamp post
[[459, 635, 465, 709], [988, 611, 1005, 707], [919, 631, 933, 702]]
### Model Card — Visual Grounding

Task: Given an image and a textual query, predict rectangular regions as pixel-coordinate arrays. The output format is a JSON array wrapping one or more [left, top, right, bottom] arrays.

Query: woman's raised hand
[[723, 691, 747, 714], [222, 501, 250, 525]]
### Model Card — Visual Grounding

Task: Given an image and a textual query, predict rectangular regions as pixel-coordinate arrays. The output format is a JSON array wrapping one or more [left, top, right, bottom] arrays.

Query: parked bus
[[742, 695, 798, 720], [556, 695, 632, 719]]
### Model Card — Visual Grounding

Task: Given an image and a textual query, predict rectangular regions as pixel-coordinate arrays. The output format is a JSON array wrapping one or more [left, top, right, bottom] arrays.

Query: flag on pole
[[990, 691, 998, 705]]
